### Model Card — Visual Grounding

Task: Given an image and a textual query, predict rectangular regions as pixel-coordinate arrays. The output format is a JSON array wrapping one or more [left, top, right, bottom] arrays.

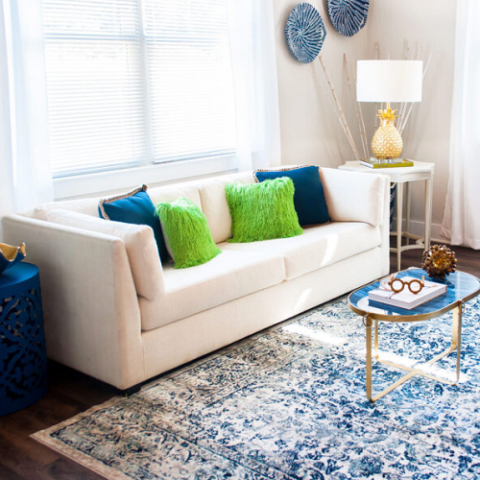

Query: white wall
[[273, 0, 369, 168], [273, 0, 456, 240], [367, 0, 456, 239]]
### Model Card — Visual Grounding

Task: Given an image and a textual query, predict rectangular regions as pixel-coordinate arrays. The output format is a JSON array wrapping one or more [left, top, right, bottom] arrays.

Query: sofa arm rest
[[46, 209, 165, 301], [2, 214, 145, 389], [320, 167, 389, 227]]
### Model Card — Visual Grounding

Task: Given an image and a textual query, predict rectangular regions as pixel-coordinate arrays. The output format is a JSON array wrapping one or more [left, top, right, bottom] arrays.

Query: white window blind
[[43, 0, 236, 178], [144, 1, 236, 163]]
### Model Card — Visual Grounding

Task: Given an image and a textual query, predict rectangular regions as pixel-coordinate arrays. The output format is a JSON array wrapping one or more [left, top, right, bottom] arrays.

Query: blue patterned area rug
[[33, 296, 480, 479]]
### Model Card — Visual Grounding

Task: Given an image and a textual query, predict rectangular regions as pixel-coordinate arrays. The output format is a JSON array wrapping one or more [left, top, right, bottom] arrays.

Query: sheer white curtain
[[227, 0, 281, 171], [0, 0, 52, 240], [441, 0, 480, 248]]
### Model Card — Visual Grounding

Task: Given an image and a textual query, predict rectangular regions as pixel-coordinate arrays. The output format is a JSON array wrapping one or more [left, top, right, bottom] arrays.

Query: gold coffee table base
[[364, 304, 462, 403]]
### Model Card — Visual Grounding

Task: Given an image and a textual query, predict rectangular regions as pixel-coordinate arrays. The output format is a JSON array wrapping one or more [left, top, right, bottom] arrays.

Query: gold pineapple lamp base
[[371, 103, 403, 161]]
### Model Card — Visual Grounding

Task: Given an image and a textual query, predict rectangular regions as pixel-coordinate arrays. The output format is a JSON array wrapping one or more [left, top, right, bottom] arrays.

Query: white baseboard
[[392, 218, 450, 244]]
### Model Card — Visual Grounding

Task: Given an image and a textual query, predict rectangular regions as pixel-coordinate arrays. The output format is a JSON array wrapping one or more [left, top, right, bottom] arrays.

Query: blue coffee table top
[[349, 269, 480, 322]]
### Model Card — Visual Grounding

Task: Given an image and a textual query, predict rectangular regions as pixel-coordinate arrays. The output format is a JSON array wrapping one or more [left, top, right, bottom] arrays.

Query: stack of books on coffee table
[[368, 276, 447, 311]]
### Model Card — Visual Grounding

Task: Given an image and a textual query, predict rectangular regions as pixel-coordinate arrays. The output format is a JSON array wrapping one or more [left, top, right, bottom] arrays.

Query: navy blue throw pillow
[[255, 165, 331, 226], [98, 185, 169, 263]]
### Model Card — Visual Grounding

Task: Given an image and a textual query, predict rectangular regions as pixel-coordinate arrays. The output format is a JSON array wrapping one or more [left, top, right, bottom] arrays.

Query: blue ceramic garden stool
[[0, 263, 47, 416]]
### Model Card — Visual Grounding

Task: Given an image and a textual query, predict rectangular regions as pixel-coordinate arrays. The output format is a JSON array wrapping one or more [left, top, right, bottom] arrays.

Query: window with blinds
[[43, 0, 237, 178]]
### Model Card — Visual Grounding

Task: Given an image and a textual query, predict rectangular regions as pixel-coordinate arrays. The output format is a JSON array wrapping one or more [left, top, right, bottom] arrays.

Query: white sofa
[[2, 167, 390, 390]]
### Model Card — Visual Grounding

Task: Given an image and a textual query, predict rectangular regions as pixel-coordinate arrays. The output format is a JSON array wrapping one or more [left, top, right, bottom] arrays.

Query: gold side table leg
[[374, 320, 379, 360], [364, 315, 373, 402], [452, 305, 463, 384]]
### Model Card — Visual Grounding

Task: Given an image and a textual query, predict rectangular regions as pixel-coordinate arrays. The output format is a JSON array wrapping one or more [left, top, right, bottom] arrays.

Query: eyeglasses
[[386, 274, 425, 294]]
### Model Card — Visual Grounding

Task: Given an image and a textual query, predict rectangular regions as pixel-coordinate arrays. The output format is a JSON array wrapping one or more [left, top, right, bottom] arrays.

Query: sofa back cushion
[[148, 183, 202, 210], [28, 171, 255, 245], [197, 172, 255, 243], [30, 197, 100, 220], [320, 168, 386, 227]]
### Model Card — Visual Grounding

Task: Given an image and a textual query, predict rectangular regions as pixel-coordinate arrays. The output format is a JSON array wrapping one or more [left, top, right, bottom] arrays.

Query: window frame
[[52, 153, 237, 199]]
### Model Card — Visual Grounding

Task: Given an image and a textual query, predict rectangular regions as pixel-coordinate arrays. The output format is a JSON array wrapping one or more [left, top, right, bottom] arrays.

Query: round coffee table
[[348, 269, 480, 402]]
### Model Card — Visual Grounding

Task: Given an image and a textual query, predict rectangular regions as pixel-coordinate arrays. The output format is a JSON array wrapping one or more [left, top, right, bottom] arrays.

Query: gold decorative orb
[[371, 107, 403, 160], [422, 244, 457, 280]]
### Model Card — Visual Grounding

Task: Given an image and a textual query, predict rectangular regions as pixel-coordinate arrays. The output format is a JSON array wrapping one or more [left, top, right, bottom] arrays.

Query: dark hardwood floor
[[392, 241, 480, 277], [1, 242, 479, 479]]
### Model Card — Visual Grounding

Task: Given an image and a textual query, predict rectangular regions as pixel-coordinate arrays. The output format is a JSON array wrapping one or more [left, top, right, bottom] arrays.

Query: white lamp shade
[[356, 60, 423, 103]]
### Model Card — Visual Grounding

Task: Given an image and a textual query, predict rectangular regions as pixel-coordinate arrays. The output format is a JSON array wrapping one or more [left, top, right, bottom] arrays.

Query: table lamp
[[357, 60, 423, 162]]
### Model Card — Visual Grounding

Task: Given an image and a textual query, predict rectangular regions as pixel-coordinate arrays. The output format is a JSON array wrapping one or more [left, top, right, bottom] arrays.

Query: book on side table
[[360, 158, 414, 169], [368, 276, 447, 310]]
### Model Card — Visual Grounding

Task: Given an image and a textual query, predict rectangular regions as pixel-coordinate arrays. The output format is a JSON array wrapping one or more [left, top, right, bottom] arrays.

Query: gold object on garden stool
[[0, 242, 26, 275], [371, 106, 403, 160], [422, 244, 457, 280]]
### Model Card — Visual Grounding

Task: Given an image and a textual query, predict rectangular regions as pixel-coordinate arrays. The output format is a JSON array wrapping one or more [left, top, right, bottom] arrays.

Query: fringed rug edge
[[31, 395, 131, 480]]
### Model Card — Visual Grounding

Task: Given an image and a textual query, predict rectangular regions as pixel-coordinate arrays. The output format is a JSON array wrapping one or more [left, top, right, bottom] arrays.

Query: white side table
[[338, 161, 435, 271]]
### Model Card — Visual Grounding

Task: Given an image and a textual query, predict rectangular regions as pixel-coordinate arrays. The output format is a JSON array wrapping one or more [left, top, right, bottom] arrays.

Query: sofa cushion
[[46, 209, 165, 301], [255, 165, 331, 226], [30, 197, 100, 220], [29, 182, 202, 223], [320, 168, 386, 227], [221, 222, 382, 280], [226, 178, 303, 243], [148, 183, 202, 210], [156, 197, 221, 269], [98, 185, 169, 263], [139, 249, 285, 331], [198, 172, 255, 244]]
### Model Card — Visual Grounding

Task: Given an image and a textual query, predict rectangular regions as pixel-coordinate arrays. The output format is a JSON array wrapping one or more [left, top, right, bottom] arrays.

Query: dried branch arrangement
[[318, 41, 432, 159], [318, 56, 361, 161]]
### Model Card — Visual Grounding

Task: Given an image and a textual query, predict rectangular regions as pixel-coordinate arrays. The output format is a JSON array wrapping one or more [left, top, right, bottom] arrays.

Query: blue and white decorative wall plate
[[285, 3, 326, 64], [327, 0, 369, 37]]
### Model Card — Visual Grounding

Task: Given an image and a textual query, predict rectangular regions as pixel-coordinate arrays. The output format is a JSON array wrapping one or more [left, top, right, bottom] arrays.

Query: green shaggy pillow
[[155, 197, 221, 269], [225, 177, 303, 243]]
